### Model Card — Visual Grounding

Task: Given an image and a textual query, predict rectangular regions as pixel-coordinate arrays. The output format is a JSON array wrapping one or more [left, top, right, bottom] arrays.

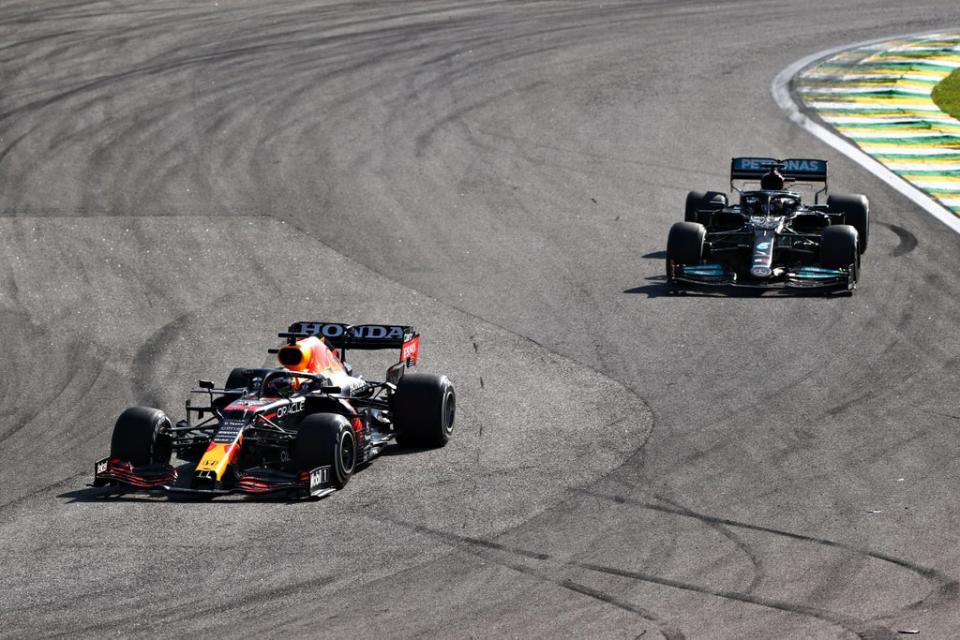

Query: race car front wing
[[93, 457, 176, 489], [668, 261, 855, 290], [92, 458, 335, 499]]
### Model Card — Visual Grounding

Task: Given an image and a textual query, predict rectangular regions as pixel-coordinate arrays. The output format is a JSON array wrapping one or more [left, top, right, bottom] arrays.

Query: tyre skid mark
[[5, 339, 108, 441], [41, 573, 338, 640], [572, 561, 874, 638], [130, 295, 231, 407], [0, 472, 84, 516], [654, 495, 764, 595], [581, 489, 958, 629], [877, 222, 919, 257], [402, 522, 686, 640], [403, 514, 900, 640]]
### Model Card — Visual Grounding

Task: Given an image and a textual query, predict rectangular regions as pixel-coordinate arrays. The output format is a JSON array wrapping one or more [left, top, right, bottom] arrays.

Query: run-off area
[[0, 215, 651, 639]]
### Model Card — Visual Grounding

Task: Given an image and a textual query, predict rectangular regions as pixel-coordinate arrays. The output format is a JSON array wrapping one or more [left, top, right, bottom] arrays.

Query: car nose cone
[[751, 266, 772, 278]]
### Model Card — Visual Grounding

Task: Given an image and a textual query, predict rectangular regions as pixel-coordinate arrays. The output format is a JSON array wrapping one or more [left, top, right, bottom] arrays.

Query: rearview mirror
[[198, 379, 215, 390]]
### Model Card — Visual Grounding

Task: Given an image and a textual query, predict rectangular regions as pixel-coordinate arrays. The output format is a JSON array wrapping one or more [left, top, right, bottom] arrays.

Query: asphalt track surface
[[3, 2, 960, 639]]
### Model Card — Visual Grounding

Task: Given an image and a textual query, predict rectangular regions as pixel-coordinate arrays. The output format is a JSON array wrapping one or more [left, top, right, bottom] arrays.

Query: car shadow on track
[[641, 250, 667, 259], [59, 486, 179, 503], [378, 443, 439, 457]]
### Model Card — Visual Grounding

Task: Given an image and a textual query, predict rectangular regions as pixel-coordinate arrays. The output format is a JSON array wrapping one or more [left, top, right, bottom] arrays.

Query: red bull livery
[[92, 322, 454, 499]]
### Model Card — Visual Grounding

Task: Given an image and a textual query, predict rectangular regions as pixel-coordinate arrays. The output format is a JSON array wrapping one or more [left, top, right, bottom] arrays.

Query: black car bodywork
[[666, 157, 869, 292]]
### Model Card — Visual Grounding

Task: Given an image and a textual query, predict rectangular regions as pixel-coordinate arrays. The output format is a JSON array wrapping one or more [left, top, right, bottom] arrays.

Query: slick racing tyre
[[391, 373, 456, 448], [110, 407, 173, 466], [666, 221, 706, 281], [827, 193, 869, 254], [295, 413, 356, 489], [821, 224, 859, 271], [684, 190, 727, 224]]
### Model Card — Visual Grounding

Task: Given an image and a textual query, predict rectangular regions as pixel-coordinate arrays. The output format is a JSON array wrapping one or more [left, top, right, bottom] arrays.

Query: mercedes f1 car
[[93, 322, 455, 499], [666, 157, 869, 292]]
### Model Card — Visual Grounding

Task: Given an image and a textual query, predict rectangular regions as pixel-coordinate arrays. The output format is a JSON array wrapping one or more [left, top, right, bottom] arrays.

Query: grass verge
[[932, 68, 960, 119]]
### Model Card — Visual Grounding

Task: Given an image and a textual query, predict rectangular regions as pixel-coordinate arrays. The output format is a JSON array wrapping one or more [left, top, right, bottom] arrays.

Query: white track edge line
[[771, 33, 960, 235]]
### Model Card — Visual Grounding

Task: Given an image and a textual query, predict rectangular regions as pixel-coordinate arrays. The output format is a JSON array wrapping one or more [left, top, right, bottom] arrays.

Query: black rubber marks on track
[[876, 222, 918, 258], [396, 520, 687, 640], [387, 489, 956, 640]]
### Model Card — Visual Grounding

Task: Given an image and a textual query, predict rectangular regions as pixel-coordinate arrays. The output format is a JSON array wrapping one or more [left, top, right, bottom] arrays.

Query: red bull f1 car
[[93, 322, 455, 499], [666, 157, 869, 292]]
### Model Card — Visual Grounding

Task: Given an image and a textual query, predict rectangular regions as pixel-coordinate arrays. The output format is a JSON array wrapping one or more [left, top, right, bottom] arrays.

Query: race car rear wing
[[731, 157, 828, 181], [280, 321, 420, 371], [730, 157, 829, 202]]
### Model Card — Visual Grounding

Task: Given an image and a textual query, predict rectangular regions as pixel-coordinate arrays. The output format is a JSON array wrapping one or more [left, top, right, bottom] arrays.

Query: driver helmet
[[264, 373, 299, 398], [760, 168, 785, 190]]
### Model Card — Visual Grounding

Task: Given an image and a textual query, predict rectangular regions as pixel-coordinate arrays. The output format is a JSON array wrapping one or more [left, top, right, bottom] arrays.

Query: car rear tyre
[[827, 194, 869, 254], [294, 413, 356, 489], [110, 407, 172, 466], [391, 373, 456, 448], [684, 190, 727, 224], [821, 225, 859, 270]]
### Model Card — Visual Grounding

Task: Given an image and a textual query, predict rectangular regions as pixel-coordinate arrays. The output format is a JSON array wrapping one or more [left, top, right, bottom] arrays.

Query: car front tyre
[[294, 413, 356, 490], [827, 194, 869, 254], [110, 406, 173, 466]]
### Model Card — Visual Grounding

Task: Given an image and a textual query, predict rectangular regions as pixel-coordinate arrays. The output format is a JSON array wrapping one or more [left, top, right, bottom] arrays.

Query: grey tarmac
[[2, 1, 960, 639]]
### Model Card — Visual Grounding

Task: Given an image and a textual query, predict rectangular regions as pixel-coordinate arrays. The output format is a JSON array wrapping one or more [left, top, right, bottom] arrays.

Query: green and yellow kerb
[[796, 33, 960, 214]]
